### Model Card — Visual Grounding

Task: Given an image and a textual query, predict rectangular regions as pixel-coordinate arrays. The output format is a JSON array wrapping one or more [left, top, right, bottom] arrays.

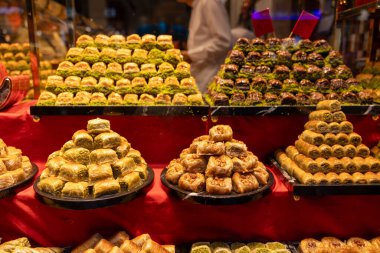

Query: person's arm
[[188, 0, 232, 64]]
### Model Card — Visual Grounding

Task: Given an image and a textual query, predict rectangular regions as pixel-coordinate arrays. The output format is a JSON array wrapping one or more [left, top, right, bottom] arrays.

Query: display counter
[[0, 101, 379, 247]]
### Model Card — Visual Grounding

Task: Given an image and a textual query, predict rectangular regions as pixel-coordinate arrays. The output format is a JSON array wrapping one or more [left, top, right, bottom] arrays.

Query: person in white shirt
[[177, 0, 232, 92]]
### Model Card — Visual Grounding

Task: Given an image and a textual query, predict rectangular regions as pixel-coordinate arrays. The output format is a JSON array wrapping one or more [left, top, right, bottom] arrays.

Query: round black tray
[[0, 163, 38, 199], [161, 168, 274, 205], [33, 167, 154, 210]]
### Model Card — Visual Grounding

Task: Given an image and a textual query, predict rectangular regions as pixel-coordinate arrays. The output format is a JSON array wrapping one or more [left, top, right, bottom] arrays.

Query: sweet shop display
[[72, 231, 175, 253], [35, 118, 152, 206], [275, 100, 380, 185], [162, 124, 272, 201], [0, 237, 63, 252], [0, 138, 36, 191], [299, 236, 380, 253], [0, 42, 57, 99], [207, 38, 377, 106], [190, 241, 291, 253], [36, 34, 204, 106]]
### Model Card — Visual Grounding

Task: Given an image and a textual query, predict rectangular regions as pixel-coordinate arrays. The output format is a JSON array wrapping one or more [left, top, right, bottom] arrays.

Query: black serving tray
[[33, 167, 154, 210], [209, 105, 380, 116], [30, 105, 210, 116], [0, 163, 38, 199], [271, 158, 380, 196], [160, 168, 274, 205]]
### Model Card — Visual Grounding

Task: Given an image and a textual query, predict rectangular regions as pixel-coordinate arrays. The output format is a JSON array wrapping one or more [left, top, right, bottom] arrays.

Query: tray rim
[[160, 167, 274, 205], [0, 163, 38, 199], [270, 156, 380, 196], [33, 166, 154, 209]]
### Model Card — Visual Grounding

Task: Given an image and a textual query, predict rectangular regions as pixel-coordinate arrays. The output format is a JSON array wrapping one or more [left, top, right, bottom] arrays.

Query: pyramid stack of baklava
[[37, 118, 149, 198], [190, 241, 290, 253], [207, 37, 376, 106], [72, 231, 174, 253], [276, 100, 380, 184], [0, 138, 34, 190], [37, 34, 204, 106], [165, 125, 270, 195], [0, 237, 63, 252]]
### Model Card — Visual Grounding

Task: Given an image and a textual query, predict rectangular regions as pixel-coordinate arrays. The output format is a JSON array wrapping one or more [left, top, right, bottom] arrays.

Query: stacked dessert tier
[[299, 236, 380, 253], [0, 42, 56, 98], [207, 38, 377, 106], [37, 34, 204, 106], [190, 241, 290, 253], [0, 138, 34, 190], [37, 118, 149, 198], [72, 231, 174, 253], [165, 125, 270, 195], [356, 61, 380, 103], [0, 237, 63, 252], [276, 100, 380, 184]]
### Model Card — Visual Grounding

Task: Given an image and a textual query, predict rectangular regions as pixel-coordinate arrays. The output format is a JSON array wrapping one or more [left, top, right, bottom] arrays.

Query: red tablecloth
[[0, 101, 379, 247]]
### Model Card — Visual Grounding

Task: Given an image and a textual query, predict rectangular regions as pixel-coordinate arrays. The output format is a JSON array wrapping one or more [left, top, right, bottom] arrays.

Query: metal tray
[[271, 158, 380, 196], [33, 167, 154, 210], [30, 105, 210, 116], [209, 105, 380, 116], [160, 168, 274, 205], [0, 163, 38, 199]]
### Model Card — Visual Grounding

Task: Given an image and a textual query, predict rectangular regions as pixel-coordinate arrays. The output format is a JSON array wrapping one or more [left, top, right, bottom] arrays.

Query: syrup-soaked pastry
[[267, 79, 282, 91], [353, 157, 370, 173], [209, 125, 233, 142], [277, 50, 292, 66], [315, 157, 330, 173], [119, 171, 142, 190], [292, 50, 307, 63], [178, 173, 205, 192], [328, 157, 344, 173], [225, 141, 247, 157], [251, 76, 267, 91], [356, 144, 370, 158], [273, 65, 290, 81], [352, 172, 367, 184], [347, 237, 373, 251], [358, 90, 375, 104], [180, 148, 191, 159], [165, 159, 184, 184], [280, 92, 297, 105], [332, 111, 346, 123], [87, 118, 110, 134], [142, 239, 170, 253], [341, 91, 359, 104], [56, 92, 74, 106], [285, 145, 300, 160], [232, 172, 259, 193], [234, 37, 250, 52], [348, 132, 362, 146], [245, 51, 261, 65], [340, 157, 357, 173], [371, 237, 380, 248], [245, 91, 262, 105], [88, 164, 113, 184], [58, 163, 88, 182], [326, 172, 341, 184], [206, 177, 232, 195], [212, 92, 229, 106], [264, 93, 279, 104], [189, 135, 209, 153], [313, 172, 328, 184], [235, 78, 250, 91], [321, 237, 345, 249], [309, 110, 333, 123], [309, 92, 325, 105], [181, 154, 207, 173], [90, 149, 118, 165], [228, 50, 245, 66], [251, 38, 266, 52], [88, 92, 107, 106], [332, 144, 345, 158], [318, 144, 332, 159], [292, 64, 307, 81], [306, 64, 322, 81], [328, 122, 340, 134], [299, 238, 322, 253], [300, 130, 324, 146], [266, 37, 281, 51], [364, 171, 380, 184], [330, 78, 348, 91], [307, 52, 324, 67], [112, 156, 136, 177], [325, 92, 340, 101], [339, 121, 353, 134], [343, 144, 356, 158], [37, 178, 65, 195], [62, 182, 89, 198], [63, 148, 90, 165], [108, 231, 130, 247], [295, 139, 320, 159], [365, 157, 380, 172], [253, 163, 269, 185], [324, 133, 337, 146], [304, 121, 329, 134], [316, 100, 341, 112], [230, 93, 246, 106], [294, 154, 319, 173], [120, 240, 141, 253], [131, 233, 151, 248], [232, 151, 258, 173], [299, 39, 314, 52], [339, 172, 354, 183], [261, 50, 277, 67], [197, 141, 225, 156], [238, 65, 255, 79], [313, 78, 329, 91], [93, 179, 120, 197], [205, 155, 233, 177]]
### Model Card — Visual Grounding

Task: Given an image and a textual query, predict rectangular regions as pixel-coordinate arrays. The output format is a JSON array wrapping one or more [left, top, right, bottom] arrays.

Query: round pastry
[[205, 177, 232, 195], [232, 151, 257, 173], [196, 141, 225, 156], [181, 154, 207, 173], [178, 173, 205, 192], [205, 155, 233, 177], [232, 172, 259, 193], [165, 159, 185, 185], [209, 125, 233, 142], [299, 238, 321, 253]]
